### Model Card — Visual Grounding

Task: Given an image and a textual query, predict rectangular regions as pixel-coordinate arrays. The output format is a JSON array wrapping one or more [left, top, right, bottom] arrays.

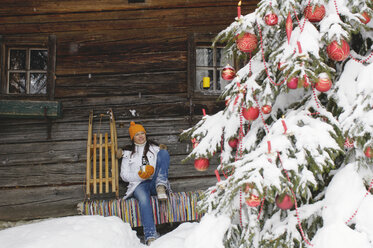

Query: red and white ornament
[[246, 194, 261, 207], [261, 105, 272, 114], [236, 33, 258, 53], [304, 5, 326, 22], [287, 77, 299, 89], [327, 40, 350, 61], [244, 184, 261, 207], [365, 146, 373, 158], [275, 193, 294, 210], [221, 65, 236, 81], [228, 138, 239, 149], [359, 12, 371, 24], [242, 106, 259, 121], [315, 73, 332, 92], [265, 13, 278, 26], [194, 158, 210, 171], [344, 137, 354, 150]]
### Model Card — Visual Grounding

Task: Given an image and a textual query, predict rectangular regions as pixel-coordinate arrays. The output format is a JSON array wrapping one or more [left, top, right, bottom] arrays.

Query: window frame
[[188, 33, 235, 100], [7, 47, 48, 95], [0, 34, 56, 100]]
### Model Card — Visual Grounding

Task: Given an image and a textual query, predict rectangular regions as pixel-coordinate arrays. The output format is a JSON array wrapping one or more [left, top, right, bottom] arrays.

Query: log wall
[[0, 0, 258, 221]]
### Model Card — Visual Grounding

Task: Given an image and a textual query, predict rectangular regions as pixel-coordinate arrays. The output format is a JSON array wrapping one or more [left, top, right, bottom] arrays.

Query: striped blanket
[[80, 191, 203, 227]]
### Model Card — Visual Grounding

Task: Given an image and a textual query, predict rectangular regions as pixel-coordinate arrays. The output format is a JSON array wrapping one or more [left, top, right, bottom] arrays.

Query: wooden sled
[[86, 109, 119, 199]]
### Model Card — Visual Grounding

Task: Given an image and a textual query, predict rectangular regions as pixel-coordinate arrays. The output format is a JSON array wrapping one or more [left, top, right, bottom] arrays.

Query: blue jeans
[[133, 149, 170, 242]]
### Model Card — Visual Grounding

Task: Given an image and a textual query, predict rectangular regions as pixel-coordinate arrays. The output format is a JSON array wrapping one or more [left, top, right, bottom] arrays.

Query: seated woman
[[119, 121, 170, 245]]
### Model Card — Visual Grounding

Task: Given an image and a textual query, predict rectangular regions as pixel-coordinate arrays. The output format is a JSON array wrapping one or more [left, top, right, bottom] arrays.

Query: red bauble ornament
[[287, 77, 299, 89], [304, 5, 326, 22], [194, 158, 210, 171], [236, 33, 258, 53], [221, 65, 236, 81], [265, 13, 278, 26], [286, 12, 293, 43], [316, 74, 332, 92], [365, 147, 373, 158], [246, 194, 261, 207], [327, 40, 350, 61], [261, 105, 272, 114], [242, 107, 259, 121], [228, 138, 239, 149], [360, 12, 371, 24], [276, 194, 294, 210]]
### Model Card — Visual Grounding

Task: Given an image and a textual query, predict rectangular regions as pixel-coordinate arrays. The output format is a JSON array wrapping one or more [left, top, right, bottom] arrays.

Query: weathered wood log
[[0, 139, 191, 166], [0, 0, 255, 17], [0, 154, 219, 187], [0, 118, 192, 144], [55, 71, 187, 97], [0, 185, 86, 221], [0, 176, 216, 221]]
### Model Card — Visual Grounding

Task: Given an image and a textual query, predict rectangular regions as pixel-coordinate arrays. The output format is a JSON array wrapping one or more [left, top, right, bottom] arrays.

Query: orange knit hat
[[128, 121, 146, 140]]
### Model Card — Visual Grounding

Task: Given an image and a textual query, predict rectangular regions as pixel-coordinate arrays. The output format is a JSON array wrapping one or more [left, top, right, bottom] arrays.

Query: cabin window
[[8, 48, 48, 94], [0, 35, 56, 100], [188, 33, 233, 97], [195, 45, 229, 93]]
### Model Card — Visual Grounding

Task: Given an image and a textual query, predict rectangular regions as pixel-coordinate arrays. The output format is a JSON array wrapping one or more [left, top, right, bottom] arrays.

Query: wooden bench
[[78, 191, 203, 227], [82, 110, 203, 227]]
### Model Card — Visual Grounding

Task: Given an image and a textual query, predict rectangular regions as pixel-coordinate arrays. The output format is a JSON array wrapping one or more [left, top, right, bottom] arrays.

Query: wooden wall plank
[[0, 6, 236, 29], [0, 155, 219, 187], [55, 71, 187, 97], [0, 185, 85, 221], [0, 0, 257, 16], [56, 50, 187, 75], [0, 177, 216, 221], [0, 118, 190, 144]]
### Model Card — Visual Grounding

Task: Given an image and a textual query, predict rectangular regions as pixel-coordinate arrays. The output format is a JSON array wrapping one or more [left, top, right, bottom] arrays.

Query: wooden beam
[[0, 100, 62, 118]]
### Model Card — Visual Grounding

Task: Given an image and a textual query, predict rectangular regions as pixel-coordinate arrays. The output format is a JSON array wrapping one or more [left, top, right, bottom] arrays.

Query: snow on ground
[[0, 214, 230, 248], [1, 164, 372, 248], [0, 167, 372, 248]]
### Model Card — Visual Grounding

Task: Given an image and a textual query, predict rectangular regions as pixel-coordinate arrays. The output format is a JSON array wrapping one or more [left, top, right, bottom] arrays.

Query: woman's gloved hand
[[138, 165, 155, 179]]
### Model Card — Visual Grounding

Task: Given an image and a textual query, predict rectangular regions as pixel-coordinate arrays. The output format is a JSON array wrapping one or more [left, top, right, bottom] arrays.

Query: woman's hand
[[138, 165, 155, 179]]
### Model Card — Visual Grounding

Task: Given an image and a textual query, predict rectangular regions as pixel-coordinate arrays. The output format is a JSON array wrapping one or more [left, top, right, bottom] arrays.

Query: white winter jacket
[[120, 143, 160, 199]]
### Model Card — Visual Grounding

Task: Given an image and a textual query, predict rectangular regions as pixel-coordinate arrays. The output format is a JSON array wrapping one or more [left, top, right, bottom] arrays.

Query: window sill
[[0, 99, 62, 119]]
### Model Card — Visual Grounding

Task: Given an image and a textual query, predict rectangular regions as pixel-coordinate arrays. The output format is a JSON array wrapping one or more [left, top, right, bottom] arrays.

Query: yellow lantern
[[203, 77, 210, 89]]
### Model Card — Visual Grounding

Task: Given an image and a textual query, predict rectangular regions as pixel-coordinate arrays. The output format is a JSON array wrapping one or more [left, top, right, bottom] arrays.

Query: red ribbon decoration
[[282, 119, 288, 134], [215, 169, 221, 182], [297, 41, 302, 53]]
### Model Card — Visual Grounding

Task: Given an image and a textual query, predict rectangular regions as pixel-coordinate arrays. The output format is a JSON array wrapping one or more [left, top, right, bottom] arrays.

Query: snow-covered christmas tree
[[182, 0, 373, 247]]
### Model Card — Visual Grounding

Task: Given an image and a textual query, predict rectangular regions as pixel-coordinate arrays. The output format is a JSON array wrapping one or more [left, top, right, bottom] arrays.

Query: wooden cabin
[[0, 0, 258, 223]]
